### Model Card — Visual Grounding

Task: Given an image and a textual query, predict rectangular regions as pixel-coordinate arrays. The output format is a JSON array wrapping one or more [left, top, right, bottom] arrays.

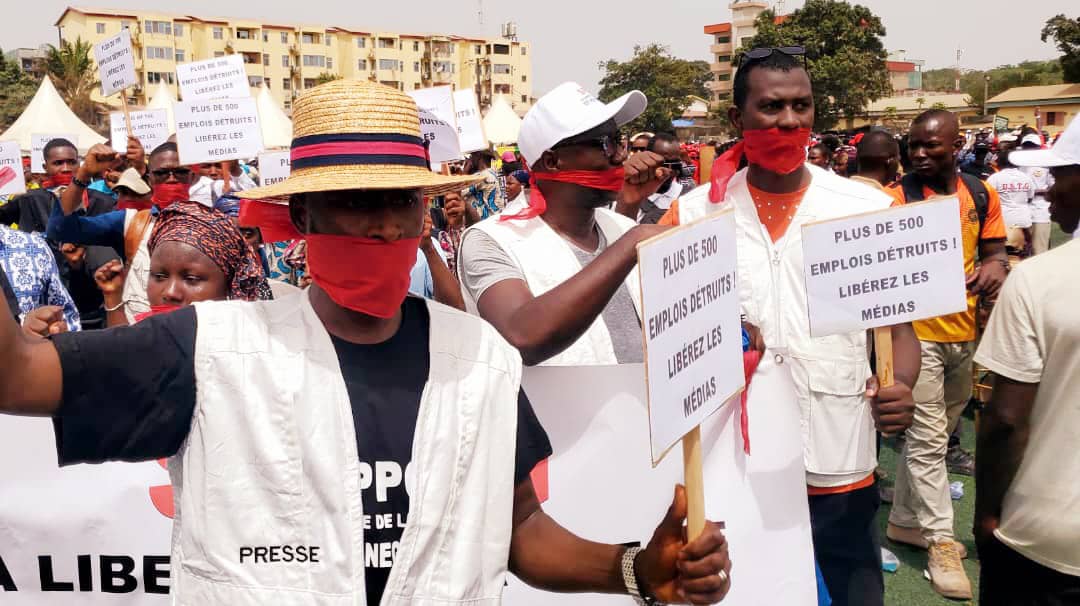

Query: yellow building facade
[[986, 84, 1080, 136], [56, 7, 533, 115]]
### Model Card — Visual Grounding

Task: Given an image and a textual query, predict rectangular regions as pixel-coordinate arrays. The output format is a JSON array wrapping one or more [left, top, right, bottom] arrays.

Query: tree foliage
[[315, 72, 342, 86], [922, 60, 1063, 108], [743, 0, 891, 131], [0, 49, 39, 131], [1042, 14, 1080, 83], [598, 44, 711, 134], [46, 37, 100, 125]]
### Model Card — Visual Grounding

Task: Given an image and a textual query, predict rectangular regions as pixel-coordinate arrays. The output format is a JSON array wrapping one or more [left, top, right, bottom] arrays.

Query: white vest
[[462, 206, 642, 366], [121, 209, 154, 323], [679, 165, 892, 487], [169, 292, 520, 605]]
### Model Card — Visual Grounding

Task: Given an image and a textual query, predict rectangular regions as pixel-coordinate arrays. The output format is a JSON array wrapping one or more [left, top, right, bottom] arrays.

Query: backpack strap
[[899, 173, 926, 203], [958, 172, 990, 234], [124, 209, 153, 264]]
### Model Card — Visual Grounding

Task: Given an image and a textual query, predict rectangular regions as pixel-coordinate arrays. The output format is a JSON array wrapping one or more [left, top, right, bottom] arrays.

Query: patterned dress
[[0, 226, 80, 331]]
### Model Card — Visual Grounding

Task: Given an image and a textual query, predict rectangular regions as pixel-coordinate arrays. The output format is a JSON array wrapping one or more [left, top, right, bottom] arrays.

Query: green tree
[[1042, 14, 1080, 83], [915, 96, 926, 109], [0, 49, 40, 130], [923, 60, 1063, 108], [45, 37, 99, 125], [931, 101, 948, 110], [315, 72, 342, 86], [743, 0, 891, 131], [598, 44, 711, 133]]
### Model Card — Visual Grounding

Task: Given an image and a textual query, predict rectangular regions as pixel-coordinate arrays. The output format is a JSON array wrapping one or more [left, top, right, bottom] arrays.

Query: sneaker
[[927, 540, 973, 600], [946, 445, 975, 476], [886, 524, 967, 558]]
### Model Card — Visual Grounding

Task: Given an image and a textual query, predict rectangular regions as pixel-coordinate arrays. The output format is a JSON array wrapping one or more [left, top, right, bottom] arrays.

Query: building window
[[521, 46, 527, 56], [96, 23, 106, 34], [358, 59, 367, 70], [145, 20, 173, 35], [263, 31, 269, 42], [281, 32, 289, 44], [717, 55, 731, 63], [302, 33, 315, 45], [327, 57, 333, 69], [522, 94, 528, 103], [475, 44, 482, 54], [263, 53, 270, 66], [175, 49, 185, 62], [282, 55, 289, 67], [357, 37, 366, 48], [521, 74, 527, 82], [715, 35, 730, 44], [302, 55, 326, 67], [145, 47, 174, 60], [413, 41, 420, 51], [283, 78, 291, 90], [284, 100, 291, 110], [493, 64, 511, 74], [494, 84, 511, 94], [214, 51, 225, 58], [718, 74, 731, 81], [326, 34, 333, 46], [493, 44, 510, 55], [303, 78, 316, 89], [213, 27, 223, 40], [379, 59, 398, 71], [248, 75, 263, 87], [1046, 111, 1061, 126], [379, 38, 395, 49], [146, 72, 175, 85], [413, 61, 420, 72]]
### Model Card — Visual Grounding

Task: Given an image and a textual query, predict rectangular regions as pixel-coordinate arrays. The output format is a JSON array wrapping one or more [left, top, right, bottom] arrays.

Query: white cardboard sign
[[110, 109, 170, 155], [409, 86, 462, 163], [452, 90, 488, 153], [175, 98, 263, 165], [257, 150, 291, 186], [0, 141, 26, 196], [637, 208, 745, 464], [94, 29, 137, 96], [176, 55, 250, 101], [801, 197, 967, 337], [30, 133, 77, 174]]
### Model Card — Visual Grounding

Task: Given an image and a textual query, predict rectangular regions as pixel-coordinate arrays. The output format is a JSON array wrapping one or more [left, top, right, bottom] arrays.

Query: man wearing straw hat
[[0, 80, 731, 605]]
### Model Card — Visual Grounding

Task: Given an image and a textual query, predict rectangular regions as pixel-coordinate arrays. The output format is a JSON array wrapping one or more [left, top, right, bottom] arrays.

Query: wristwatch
[[621, 546, 659, 605], [71, 175, 90, 189]]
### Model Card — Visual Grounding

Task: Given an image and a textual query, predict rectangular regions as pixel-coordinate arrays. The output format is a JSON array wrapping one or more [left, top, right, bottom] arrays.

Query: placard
[[176, 55, 250, 101], [452, 90, 488, 153], [636, 208, 744, 464], [110, 109, 170, 155], [94, 29, 137, 96], [30, 133, 77, 174], [175, 98, 263, 165], [0, 140, 27, 196], [801, 197, 967, 337], [257, 150, 290, 186], [409, 86, 462, 163]]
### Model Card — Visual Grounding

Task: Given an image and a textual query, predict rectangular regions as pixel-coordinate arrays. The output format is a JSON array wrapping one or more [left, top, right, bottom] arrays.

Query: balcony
[[289, 44, 300, 55], [706, 80, 733, 93], [710, 43, 733, 54], [710, 62, 734, 74], [230, 36, 262, 54]]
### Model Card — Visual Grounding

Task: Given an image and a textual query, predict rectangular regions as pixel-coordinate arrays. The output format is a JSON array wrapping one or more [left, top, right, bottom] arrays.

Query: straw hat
[[239, 80, 481, 200]]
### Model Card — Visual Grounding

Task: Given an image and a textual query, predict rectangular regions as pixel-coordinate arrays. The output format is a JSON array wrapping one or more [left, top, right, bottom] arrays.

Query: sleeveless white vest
[[679, 167, 891, 487], [121, 209, 153, 324], [462, 207, 642, 366], [169, 292, 520, 605]]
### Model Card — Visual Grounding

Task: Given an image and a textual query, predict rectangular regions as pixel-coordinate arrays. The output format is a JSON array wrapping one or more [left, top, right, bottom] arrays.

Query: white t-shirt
[[974, 239, 1080, 575], [987, 168, 1036, 228], [1021, 166, 1054, 224]]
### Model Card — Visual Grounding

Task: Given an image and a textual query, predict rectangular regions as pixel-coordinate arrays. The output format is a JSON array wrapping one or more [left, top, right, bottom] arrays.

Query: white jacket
[[462, 204, 642, 366], [121, 209, 154, 324], [169, 291, 520, 605], [679, 165, 892, 487]]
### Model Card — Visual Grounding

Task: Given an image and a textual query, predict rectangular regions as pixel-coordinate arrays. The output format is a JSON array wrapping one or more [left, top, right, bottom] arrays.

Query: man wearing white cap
[[974, 113, 1080, 605], [1018, 132, 1057, 253]]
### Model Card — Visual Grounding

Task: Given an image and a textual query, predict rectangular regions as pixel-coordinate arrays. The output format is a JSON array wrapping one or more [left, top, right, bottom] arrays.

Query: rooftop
[[864, 93, 972, 114], [986, 84, 1080, 105]]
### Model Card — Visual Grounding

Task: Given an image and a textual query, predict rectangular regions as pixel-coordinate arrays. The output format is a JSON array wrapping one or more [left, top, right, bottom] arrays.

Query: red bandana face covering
[[43, 172, 73, 190], [117, 198, 155, 211], [305, 233, 421, 318], [500, 167, 626, 222], [151, 183, 191, 206], [709, 127, 812, 203]]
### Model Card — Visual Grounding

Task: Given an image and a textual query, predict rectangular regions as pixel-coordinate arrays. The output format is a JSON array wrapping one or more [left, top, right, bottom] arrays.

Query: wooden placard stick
[[683, 425, 706, 541]]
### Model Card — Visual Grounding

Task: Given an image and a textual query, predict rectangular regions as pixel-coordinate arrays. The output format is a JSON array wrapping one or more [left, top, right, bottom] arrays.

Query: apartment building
[[55, 7, 533, 114], [703, 1, 782, 108]]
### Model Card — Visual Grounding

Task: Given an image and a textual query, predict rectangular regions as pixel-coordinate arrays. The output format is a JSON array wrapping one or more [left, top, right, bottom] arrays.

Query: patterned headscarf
[[149, 201, 273, 301]]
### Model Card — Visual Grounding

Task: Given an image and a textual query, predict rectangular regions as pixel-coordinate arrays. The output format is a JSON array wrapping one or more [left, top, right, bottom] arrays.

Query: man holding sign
[[650, 49, 920, 606]]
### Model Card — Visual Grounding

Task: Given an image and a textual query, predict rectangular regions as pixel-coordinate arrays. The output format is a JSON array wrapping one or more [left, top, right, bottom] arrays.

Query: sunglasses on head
[[736, 46, 806, 68], [151, 168, 192, 179]]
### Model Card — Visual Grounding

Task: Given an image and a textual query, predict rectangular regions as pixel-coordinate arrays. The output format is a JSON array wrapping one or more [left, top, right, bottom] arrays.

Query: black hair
[[647, 132, 679, 152], [855, 130, 899, 172], [911, 109, 957, 130], [733, 51, 804, 110], [150, 141, 179, 160], [42, 138, 77, 163], [809, 143, 829, 156], [820, 135, 840, 154]]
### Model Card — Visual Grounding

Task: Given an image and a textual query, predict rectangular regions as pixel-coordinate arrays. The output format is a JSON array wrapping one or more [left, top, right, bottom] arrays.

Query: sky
[[3, 0, 1074, 97]]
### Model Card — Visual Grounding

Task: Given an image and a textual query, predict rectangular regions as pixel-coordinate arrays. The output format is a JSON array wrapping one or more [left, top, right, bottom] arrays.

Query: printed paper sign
[[0, 141, 27, 196], [409, 86, 462, 163], [94, 29, 137, 96], [30, 133, 77, 173], [175, 98, 263, 165], [176, 55, 250, 101], [110, 109, 170, 155], [258, 150, 290, 186], [637, 208, 745, 464], [801, 197, 967, 337], [452, 90, 488, 153]]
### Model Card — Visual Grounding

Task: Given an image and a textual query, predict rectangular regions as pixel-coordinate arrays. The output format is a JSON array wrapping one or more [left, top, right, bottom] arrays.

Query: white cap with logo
[[1011, 115, 1080, 168], [517, 82, 647, 167]]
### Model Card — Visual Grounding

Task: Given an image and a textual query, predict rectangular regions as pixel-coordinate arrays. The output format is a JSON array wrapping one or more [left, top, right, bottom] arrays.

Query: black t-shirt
[[51, 298, 551, 605]]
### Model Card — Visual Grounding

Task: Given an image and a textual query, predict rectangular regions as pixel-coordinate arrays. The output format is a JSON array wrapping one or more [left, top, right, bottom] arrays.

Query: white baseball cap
[[517, 82, 647, 167], [1011, 116, 1080, 168], [1020, 133, 1043, 147]]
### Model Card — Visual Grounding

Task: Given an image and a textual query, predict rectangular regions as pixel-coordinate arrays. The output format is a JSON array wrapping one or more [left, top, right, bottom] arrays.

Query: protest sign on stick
[[637, 208, 744, 539], [110, 109, 170, 155], [176, 55, 250, 101], [258, 150, 291, 186], [94, 29, 137, 136], [30, 133, 77, 173], [452, 90, 488, 153], [175, 98, 263, 165], [0, 141, 26, 196], [801, 197, 967, 394], [409, 86, 462, 163]]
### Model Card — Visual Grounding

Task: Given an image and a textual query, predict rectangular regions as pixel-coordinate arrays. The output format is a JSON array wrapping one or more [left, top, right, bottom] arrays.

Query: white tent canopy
[[482, 95, 522, 145], [255, 85, 293, 149], [0, 76, 106, 153], [146, 80, 177, 134]]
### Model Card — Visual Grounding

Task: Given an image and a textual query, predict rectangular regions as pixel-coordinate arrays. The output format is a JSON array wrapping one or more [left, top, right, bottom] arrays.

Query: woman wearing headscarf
[[505, 169, 530, 207], [95, 201, 272, 326]]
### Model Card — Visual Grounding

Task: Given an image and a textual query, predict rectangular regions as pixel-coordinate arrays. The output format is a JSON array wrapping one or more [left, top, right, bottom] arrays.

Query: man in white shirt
[[1018, 133, 1056, 255], [987, 142, 1037, 261], [974, 114, 1080, 605]]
